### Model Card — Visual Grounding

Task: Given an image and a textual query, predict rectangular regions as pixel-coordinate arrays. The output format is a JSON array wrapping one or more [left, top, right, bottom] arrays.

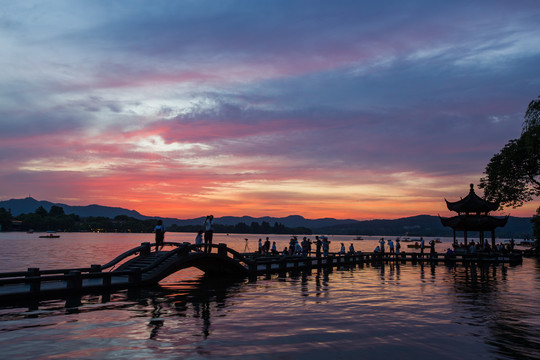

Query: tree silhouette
[[479, 96, 540, 207], [479, 96, 540, 242]]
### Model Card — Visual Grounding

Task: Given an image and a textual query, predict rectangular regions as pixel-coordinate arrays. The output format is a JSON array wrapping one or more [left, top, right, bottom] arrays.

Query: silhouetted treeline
[[0, 206, 157, 232], [167, 221, 312, 235], [0, 207, 312, 234]]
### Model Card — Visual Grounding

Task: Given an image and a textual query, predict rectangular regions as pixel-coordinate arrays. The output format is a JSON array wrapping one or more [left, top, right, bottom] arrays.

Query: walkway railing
[[101, 241, 188, 271], [0, 243, 523, 302]]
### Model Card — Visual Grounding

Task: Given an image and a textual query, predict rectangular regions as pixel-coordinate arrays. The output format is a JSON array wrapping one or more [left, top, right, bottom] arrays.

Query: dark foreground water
[[0, 232, 539, 359]]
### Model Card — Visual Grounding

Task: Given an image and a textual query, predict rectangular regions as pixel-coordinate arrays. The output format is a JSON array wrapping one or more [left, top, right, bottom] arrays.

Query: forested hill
[[0, 197, 146, 219], [314, 215, 533, 239], [0, 197, 533, 238]]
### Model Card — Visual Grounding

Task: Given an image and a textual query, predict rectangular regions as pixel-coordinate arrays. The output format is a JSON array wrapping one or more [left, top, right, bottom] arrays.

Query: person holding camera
[[204, 215, 214, 253]]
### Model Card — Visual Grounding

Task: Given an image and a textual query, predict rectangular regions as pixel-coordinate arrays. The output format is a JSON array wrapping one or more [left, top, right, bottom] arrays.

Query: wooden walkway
[[0, 242, 523, 302]]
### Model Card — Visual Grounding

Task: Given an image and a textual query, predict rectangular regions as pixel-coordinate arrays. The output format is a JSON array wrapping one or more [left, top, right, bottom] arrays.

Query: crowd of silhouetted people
[[252, 236, 362, 258], [450, 238, 515, 255]]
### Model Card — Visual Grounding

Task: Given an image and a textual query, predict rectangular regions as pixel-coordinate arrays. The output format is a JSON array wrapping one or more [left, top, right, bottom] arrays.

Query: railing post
[[129, 268, 142, 285], [218, 243, 227, 257], [103, 272, 112, 288], [279, 258, 287, 273], [67, 270, 82, 292], [141, 242, 151, 256], [26, 267, 41, 296], [248, 261, 257, 279]]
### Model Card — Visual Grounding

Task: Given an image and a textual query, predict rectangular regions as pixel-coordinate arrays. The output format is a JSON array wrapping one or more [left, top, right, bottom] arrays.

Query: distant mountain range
[[0, 197, 146, 220], [0, 197, 534, 238]]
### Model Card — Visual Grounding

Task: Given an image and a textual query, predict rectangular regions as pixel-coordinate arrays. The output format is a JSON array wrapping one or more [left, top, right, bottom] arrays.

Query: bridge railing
[[104, 242, 253, 275], [100, 242, 156, 270], [152, 243, 254, 270], [220, 245, 254, 269], [0, 267, 97, 279], [0, 242, 180, 281], [181, 243, 254, 270], [135, 245, 193, 274], [101, 241, 192, 271]]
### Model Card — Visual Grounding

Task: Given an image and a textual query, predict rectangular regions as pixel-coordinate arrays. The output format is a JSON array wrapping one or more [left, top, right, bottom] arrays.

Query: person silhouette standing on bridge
[[264, 237, 271, 255], [195, 230, 203, 251], [322, 237, 330, 257], [315, 236, 322, 257], [429, 239, 436, 256], [204, 215, 214, 253], [154, 220, 165, 252]]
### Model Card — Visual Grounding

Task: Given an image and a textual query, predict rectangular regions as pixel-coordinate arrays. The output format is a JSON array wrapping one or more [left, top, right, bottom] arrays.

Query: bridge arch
[[153, 253, 249, 280], [109, 243, 252, 285]]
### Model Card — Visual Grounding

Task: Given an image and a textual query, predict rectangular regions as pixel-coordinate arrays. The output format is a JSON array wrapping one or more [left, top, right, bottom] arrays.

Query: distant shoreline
[[0, 197, 533, 238]]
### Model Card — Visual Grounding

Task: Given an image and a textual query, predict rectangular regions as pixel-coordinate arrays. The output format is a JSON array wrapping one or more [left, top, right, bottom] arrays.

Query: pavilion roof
[[445, 184, 500, 214], [439, 214, 508, 231]]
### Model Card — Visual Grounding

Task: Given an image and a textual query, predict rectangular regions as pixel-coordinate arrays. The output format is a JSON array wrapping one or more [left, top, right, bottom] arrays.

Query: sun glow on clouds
[[19, 159, 110, 173], [1, 1, 540, 219], [132, 135, 211, 153], [184, 175, 464, 219]]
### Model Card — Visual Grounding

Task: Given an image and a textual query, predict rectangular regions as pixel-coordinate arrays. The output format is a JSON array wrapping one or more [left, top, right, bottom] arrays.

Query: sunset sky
[[1, 1, 539, 220]]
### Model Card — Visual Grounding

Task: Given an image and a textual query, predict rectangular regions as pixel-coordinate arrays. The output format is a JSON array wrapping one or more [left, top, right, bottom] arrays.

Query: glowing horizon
[[1, 1, 539, 220]]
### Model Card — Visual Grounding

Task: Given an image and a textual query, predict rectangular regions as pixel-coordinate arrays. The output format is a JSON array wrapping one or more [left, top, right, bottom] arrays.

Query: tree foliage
[[479, 96, 540, 208], [0, 207, 12, 231], [532, 207, 540, 242], [0, 206, 312, 235], [523, 96, 540, 132], [49, 205, 65, 217]]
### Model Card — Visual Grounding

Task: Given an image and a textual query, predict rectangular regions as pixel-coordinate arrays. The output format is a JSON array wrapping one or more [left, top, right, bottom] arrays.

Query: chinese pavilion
[[439, 184, 508, 247]]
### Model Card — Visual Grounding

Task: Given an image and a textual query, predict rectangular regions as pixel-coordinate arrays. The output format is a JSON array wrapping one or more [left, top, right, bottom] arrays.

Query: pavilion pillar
[[464, 231, 468, 245], [480, 231, 484, 246], [491, 230, 496, 248], [453, 229, 456, 245]]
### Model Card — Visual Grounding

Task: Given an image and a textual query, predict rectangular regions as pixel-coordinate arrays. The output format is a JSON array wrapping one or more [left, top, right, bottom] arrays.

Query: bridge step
[[141, 257, 180, 282], [115, 252, 168, 272]]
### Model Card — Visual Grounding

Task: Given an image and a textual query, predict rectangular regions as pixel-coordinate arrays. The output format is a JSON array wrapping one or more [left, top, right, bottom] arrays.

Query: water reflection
[[444, 264, 540, 360], [2, 261, 540, 359], [123, 274, 247, 341]]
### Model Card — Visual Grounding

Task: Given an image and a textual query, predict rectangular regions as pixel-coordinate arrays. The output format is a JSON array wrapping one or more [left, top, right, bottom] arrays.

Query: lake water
[[0, 232, 539, 359]]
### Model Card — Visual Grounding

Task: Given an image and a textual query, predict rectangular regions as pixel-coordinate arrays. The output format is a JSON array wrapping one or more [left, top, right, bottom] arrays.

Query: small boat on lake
[[353, 236, 364, 240], [39, 231, 60, 239]]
